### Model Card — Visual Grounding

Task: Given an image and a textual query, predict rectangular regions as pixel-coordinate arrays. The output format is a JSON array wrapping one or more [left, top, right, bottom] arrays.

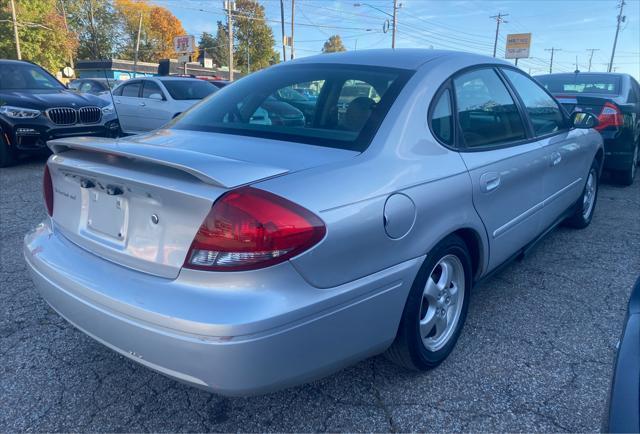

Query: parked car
[[604, 275, 640, 432], [25, 49, 603, 396], [111, 76, 217, 134], [68, 78, 121, 96], [535, 72, 640, 185], [206, 79, 230, 89], [0, 60, 120, 167]]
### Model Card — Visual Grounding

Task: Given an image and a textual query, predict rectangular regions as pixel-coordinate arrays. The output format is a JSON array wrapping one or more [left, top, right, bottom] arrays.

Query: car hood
[[0, 89, 108, 110]]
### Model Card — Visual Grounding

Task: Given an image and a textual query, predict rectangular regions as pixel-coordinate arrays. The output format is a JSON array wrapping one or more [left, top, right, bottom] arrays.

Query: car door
[[113, 80, 142, 134], [140, 80, 172, 131], [501, 67, 590, 229], [451, 67, 547, 270]]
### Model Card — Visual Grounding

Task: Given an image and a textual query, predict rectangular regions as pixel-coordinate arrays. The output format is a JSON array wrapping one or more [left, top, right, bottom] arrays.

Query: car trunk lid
[[46, 134, 357, 279]]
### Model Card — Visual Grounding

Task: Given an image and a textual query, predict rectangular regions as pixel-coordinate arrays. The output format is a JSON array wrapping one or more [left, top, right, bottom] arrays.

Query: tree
[[322, 35, 346, 54], [64, 0, 123, 60], [199, 26, 228, 68], [233, 0, 277, 73], [0, 0, 77, 72], [115, 0, 193, 63]]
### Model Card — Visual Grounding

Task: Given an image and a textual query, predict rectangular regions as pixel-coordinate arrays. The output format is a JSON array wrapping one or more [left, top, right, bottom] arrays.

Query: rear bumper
[[24, 221, 420, 396]]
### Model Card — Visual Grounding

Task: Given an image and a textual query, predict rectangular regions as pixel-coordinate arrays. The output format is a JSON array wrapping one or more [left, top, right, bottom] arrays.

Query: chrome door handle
[[550, 152, 562, 166], [139, 102, 146, 107], [480, 172, 501, 192]]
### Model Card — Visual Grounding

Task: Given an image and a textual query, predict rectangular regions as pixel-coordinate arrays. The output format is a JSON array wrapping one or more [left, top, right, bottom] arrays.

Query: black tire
[[565, 159, 600, 229], [0, 132, 15, 168], [385, 234, 472, 371], [617, 144, 638, 186]]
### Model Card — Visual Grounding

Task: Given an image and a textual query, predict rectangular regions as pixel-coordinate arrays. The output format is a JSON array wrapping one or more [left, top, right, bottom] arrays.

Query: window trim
[[427, 79, 457, 148], [497, 65, 572, 141], [120, 80, 142, 98]]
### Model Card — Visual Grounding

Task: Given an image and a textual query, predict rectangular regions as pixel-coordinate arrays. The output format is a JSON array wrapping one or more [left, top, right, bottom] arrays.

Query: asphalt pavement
[[1, 155, 639, 432]]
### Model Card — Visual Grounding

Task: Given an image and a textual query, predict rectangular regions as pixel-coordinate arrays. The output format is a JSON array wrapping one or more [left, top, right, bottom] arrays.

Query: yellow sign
[[505, 33, 532, 59]]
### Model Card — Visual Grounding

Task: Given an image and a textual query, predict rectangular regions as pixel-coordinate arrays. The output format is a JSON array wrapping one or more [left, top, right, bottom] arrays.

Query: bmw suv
[[0, 60, 120, 167]]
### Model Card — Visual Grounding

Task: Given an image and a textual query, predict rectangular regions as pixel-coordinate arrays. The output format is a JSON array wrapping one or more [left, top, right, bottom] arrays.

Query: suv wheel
[[386, 234, 471, 370], [565, 160, 599, 228]]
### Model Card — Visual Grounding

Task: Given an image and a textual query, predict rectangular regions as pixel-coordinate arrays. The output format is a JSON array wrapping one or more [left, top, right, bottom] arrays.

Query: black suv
[[0, 60, 120, 167]]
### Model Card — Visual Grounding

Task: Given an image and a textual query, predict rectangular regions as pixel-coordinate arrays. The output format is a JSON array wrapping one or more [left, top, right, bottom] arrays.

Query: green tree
[[233, 0, 277, 73], [0, 0, 77, 72], [64, 0, 123, 60], [322, 35, 346, 53], [199, 27, 228, 68]]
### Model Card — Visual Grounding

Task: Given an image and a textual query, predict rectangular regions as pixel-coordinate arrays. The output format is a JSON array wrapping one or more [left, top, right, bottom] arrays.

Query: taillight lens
[[43, 165, 54, 217], [596, 102, 623, 131], [184, 187, 326, 271]]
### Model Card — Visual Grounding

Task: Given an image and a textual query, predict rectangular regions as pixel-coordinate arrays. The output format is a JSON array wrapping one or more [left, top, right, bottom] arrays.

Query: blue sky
[[152, 0, 640, 78]]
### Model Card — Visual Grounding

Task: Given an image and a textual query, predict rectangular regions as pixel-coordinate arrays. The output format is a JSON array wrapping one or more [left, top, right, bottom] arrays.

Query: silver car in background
[[24, 49, 603, 396], [111, 76, 218, 134]]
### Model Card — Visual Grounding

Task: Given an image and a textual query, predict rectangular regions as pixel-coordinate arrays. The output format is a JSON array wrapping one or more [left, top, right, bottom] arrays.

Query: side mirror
[[149, 93, 164, 101], [571, 111, 599, 129]]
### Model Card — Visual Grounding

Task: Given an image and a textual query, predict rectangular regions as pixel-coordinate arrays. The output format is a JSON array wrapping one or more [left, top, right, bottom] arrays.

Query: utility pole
[[544, 47, 561, 73], [10, 0, 21, 60], [391, 0, 398, 49], [280, 0, 287, 62], [490, 12, 508, 58], [225, 1, 235, 80], [133, 13, 142, 78], [608, 0, 626, 72], [586, 48, 599, 72], [58, 0, 74, 68], [290, 0, 295, 59]]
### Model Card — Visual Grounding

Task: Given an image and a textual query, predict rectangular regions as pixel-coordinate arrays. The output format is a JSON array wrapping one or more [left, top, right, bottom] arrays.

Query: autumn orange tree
[[115, 0, 196, 63]]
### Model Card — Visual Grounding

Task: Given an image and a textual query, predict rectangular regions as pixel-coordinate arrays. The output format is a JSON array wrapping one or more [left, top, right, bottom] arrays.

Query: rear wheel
[[565, 160, 599, 229], [0, 132, 15, 168], [617, 143, 638, 186], [386, 234, 471, 370]]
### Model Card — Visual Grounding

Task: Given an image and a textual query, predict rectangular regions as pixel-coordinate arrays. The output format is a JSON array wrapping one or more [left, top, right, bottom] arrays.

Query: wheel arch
[[450, 227, 484, 283]]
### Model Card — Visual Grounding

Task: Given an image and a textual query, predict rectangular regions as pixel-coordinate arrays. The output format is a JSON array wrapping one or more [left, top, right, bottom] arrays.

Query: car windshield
[[170, 64, 412, 151], [0, 63, 64, 90], [536, 74, 621, 95], [160, 80, 217, 100]]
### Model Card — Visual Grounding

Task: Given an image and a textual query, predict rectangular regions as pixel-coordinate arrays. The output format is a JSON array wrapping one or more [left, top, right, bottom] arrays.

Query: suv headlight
[[101, 104, 115, 115], [0, 105, 41, 119]]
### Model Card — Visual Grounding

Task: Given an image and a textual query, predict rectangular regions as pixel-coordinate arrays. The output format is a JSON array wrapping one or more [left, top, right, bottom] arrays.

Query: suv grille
[[47, 108, 77, 125], [47, 106, 102, 125]]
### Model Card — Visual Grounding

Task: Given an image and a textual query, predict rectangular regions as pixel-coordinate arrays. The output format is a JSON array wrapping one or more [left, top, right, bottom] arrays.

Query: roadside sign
[[505, 33, 532, 59], [174, 35, 195, 54]]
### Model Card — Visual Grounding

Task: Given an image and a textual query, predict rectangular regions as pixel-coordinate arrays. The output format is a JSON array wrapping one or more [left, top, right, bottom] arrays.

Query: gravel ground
[[1, 155, 639, 432]]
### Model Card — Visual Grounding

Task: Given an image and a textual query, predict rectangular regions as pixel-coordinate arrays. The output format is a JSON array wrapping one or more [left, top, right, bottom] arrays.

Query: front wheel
[[386, 234, 472, 370], [565, 160, 599, 229]]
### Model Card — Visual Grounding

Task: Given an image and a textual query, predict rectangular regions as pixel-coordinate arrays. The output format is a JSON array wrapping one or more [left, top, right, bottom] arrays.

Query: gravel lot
[[1, 155, 639, 432]]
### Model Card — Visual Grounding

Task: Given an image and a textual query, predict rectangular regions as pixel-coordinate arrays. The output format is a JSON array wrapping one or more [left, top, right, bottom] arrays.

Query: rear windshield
[[170, 63, 413, 152], [536, 74, 621, 95], [161, 80, 217, 100], [0, 63, 64, 90]]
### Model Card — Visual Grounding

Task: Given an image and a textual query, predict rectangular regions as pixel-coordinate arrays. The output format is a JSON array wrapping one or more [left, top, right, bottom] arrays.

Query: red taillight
[[596, 102, 623, 131], [184, 187, 326, 271], [43, 165, 54, 217]]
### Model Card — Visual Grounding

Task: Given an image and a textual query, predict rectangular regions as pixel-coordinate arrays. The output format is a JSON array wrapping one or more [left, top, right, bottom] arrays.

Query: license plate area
[[87, 190, 127, 241]]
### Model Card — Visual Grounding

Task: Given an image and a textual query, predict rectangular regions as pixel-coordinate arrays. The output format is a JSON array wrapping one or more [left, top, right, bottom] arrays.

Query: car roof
[[0, 59, 38, 66], [535, 72, 630, 79], [284, 48, 508, 70]]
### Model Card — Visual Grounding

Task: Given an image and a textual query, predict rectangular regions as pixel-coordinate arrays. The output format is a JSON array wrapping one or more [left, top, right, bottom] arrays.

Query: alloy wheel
[[582, 170, 597, 219], [419, 254, 465, 352]]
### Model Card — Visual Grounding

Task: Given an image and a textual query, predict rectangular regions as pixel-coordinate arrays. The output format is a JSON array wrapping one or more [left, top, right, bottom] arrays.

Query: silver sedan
[[24, 49, 603, 396]]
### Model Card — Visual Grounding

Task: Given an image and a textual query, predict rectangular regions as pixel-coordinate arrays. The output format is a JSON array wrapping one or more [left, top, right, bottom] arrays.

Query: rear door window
[[121, 82, 141, 98], [502, 68, 567, 136], [142, 81, 164, 99], [453, 68, 527, 148]]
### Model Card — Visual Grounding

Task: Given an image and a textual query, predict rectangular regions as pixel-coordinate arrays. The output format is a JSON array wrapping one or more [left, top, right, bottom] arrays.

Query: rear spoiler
[[48, 137, 288, 188]]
